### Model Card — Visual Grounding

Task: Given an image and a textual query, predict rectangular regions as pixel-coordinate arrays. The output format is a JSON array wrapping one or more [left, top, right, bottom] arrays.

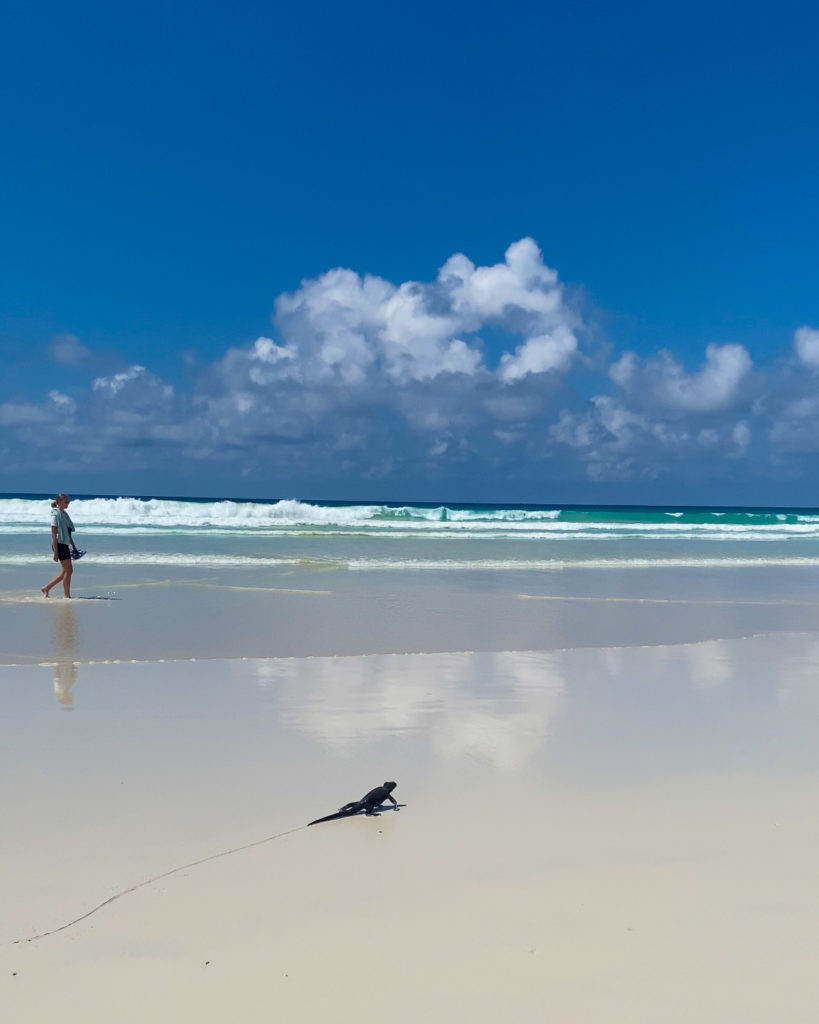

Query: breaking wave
[[3, 494, 819, 542]]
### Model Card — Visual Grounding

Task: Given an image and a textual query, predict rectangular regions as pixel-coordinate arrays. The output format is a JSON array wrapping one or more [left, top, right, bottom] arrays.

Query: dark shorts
[[56, 543, 72, 562]]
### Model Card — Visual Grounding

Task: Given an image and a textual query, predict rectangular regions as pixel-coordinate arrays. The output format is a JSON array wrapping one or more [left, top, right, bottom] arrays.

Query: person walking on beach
[[41, 494, 80, 598]]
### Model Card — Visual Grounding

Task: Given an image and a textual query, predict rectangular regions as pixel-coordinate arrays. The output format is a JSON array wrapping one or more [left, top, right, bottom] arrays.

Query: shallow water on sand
[[3, 557, 819, 665]]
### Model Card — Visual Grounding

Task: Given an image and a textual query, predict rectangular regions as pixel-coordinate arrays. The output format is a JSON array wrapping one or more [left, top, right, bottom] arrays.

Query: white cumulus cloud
[[794, 326, 819, 369], [498, 324, 577, 381], [5, 248, 819, 497], [613, 343, 752, 413], [50, 334, 91, 365], [267, 236, 577, 387]]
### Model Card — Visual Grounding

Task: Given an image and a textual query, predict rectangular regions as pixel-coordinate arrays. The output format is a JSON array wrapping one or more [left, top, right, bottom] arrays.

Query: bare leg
[[61, 559, 73, 598], [43, 559, 73, 598], [42, 567, 65, 597]]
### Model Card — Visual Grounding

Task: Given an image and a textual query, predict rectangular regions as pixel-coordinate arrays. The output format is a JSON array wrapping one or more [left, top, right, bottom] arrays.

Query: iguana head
[[383, 781, 397, 792]]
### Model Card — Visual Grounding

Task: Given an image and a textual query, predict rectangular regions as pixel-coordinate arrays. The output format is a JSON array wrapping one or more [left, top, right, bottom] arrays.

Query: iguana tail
[[307, 809, 360, 826]]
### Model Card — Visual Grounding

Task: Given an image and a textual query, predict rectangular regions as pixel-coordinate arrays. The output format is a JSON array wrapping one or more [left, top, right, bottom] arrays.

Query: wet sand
[[2, 636, 819, 1022], [4, 561, 819, 664]]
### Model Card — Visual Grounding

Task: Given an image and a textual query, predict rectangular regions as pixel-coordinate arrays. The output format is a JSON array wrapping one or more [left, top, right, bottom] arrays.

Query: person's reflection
[[51, 601, 79, 708]]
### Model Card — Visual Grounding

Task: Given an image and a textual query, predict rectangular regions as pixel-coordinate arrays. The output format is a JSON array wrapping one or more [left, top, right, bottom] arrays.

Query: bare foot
[[41, 587, 49, 597]]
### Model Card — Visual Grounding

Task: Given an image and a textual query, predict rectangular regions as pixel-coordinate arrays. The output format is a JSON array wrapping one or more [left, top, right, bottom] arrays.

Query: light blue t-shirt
[[51, 507, 74, 545]]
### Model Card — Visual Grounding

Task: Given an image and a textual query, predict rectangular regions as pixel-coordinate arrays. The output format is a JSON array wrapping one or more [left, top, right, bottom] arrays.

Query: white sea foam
[[0, 552, 302, 568], [345, 557, 819, 571], [4, 497, 819, 558], [4, 551, 819, 572], [3, 496, 819, 540], [0, 496, 564, 530]]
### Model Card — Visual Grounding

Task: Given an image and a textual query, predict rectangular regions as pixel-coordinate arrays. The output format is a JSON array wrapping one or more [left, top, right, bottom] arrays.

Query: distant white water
[[3, 495, 819, 539], [4, 494, 819, 570]]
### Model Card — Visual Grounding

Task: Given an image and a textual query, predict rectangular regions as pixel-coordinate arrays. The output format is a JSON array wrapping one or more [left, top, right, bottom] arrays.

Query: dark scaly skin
[[308, 781, 398, 826]]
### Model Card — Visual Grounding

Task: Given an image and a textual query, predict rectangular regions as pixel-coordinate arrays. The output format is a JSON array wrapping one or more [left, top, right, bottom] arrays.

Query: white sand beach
[[2, 629, 819, 1022]]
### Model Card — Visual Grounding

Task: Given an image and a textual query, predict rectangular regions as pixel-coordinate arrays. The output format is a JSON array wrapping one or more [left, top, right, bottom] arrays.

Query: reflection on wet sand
[[253, 635, 819, 777], [50, 602, 79, 708], [255, 650, 568, 770]]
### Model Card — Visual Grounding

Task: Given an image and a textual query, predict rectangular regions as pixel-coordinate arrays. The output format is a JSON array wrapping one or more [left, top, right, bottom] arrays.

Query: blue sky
[[2, 0, 819, 504]]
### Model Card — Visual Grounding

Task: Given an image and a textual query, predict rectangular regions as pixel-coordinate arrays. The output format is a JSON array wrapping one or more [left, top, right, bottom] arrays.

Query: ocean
[[4, 493, 819, 663], [3, 493, 819, 571]]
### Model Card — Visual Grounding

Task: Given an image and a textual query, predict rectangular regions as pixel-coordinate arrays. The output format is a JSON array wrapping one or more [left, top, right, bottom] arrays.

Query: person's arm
[[51, 523, 59, 561]]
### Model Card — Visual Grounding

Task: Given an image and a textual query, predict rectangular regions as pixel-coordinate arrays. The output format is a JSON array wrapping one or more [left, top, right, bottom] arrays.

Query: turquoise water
[[3, 493, 819, 571]]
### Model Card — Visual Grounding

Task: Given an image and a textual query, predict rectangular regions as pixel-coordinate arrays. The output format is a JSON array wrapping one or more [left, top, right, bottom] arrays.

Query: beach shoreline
[[3, 561, 819, 666]]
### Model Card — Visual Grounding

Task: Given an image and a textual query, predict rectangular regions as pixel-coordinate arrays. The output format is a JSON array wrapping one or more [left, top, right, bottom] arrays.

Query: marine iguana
[[307, 781, 398, 826]]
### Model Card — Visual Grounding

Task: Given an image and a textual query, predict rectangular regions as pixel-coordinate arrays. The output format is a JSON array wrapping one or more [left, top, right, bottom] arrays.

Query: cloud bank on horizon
[[4, 238, 819, 501]]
